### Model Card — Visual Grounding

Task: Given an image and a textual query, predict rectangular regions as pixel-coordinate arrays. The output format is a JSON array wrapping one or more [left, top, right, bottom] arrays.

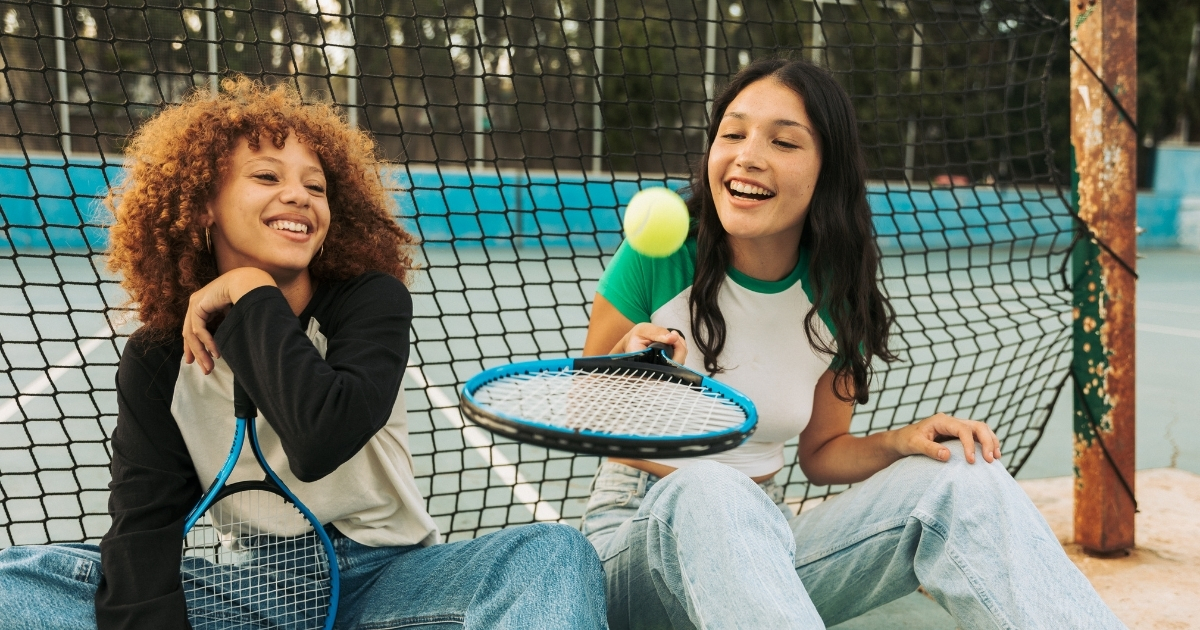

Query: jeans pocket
[[580, 464, 645, 550], [585, 463, 647, 508]]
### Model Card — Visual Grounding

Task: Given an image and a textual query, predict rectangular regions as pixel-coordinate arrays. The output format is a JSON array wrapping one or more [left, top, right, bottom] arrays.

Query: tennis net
[[0, 0, 1070, 545]]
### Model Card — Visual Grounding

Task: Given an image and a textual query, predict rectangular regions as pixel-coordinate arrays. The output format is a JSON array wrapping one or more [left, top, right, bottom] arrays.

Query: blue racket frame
[[460, 347, 758, 457], [182, 383, 341, 630]]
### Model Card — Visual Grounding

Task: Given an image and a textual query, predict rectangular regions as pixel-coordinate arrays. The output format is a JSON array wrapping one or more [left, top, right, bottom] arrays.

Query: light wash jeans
[[0, 522, 608, 629], [582, 444, 1126, 630]]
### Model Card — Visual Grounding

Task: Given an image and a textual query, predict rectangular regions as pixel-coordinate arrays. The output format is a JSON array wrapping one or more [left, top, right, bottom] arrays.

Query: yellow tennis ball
[[623, 187, 689, 258]]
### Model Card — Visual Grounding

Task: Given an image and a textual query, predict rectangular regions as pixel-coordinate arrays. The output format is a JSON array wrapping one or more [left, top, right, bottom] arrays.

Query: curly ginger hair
[[107, 76, 416, 335]]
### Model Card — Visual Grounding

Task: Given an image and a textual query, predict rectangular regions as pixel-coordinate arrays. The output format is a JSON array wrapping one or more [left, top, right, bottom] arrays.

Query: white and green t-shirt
[[597, 238, 836, 477]]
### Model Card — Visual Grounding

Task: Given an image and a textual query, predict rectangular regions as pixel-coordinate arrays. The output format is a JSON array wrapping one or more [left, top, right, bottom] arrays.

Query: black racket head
[[460, 348, 758, 458], [182, 481, 334, 630]]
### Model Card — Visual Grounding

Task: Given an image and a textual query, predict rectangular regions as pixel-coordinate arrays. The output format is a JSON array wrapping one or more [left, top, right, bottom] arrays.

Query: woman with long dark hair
[[581, 58, 1122, 629]]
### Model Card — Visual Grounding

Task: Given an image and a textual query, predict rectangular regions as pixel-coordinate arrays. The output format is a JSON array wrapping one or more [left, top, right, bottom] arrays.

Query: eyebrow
[[723, 111, 815, 136], [244, 156, 324, 175]]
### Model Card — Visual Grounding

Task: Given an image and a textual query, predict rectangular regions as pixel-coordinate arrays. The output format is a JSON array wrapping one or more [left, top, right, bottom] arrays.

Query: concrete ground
[[830, 248, 1200, 629]]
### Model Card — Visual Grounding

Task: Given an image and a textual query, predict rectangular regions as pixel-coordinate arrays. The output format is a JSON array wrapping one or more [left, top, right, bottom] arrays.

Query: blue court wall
[[1138, 144, 1200, 249], [0, 153, 1115, 254]]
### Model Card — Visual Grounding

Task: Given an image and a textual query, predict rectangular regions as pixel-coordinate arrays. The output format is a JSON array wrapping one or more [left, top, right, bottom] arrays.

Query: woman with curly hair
[[0, 77, 607, 630]]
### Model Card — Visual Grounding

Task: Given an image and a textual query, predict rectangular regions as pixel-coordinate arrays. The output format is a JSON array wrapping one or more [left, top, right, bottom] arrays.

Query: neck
[[217, 262, 314, 315], [726, 227, 804, 282], [275, 271, 315, 315]]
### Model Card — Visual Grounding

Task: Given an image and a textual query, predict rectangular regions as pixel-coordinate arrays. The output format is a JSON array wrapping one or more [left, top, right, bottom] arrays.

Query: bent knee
[[505, 523, 601, 569], [941, 442, 1012, 482], [889, 441, 1020, 506]]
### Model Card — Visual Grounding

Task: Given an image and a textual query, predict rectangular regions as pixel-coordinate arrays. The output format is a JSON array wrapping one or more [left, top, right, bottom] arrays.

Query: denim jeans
[[0, 522, 608, 629], [582, 444, 1126, 630]]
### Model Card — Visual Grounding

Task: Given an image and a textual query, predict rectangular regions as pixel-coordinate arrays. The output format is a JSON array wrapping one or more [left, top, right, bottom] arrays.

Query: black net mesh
[[1, 0, 1069, 546]]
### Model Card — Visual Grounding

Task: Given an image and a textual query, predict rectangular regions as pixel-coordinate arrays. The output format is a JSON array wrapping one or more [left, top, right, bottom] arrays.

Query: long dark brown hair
[[687, 57, 896, 404]]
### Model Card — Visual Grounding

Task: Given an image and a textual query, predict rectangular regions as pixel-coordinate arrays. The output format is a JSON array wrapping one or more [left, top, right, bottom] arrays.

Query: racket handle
[[648, 329, 685, 360], [233, 380, 258, 419], [647, 342, 674, 359]]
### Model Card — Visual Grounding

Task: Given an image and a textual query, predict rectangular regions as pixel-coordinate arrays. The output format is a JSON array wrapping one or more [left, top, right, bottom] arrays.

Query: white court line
[[0, 325, 116, 423], [0, 332, 563, 519], [404, 364, 561, 521], [1140, 301, 1200, 316], [1137, 323, 1200, 340]]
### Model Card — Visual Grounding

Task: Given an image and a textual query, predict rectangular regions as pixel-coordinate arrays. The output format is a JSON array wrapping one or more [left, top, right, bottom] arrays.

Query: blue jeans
[[582, 444, 1126, 630], [0, 523, 608, 629]]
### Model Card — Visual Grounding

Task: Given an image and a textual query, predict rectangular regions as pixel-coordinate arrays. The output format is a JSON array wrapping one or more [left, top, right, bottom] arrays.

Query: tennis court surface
[[2, 0, 1191, 625]]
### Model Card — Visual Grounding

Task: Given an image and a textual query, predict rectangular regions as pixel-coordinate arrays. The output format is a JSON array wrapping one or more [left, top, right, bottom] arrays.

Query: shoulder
[[792, 247, 838, 338], [318, 271, 412, 313], [307, 272, 413, 338], [118, 328, 183, 391], [598, 238, 697, 322]]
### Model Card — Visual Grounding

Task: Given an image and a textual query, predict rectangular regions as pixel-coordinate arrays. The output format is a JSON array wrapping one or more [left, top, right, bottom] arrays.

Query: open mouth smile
[[726, 179, 776, 201], [266, 219, 310, 234]]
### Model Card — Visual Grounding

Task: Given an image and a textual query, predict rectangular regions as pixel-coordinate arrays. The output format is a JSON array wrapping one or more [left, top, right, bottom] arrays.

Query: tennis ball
[[623, 187, 689, 258]]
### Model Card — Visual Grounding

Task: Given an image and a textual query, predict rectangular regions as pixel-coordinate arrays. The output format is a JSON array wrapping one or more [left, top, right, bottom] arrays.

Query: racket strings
[[473, 367, 747, 436], [183, 489, 332, 630]]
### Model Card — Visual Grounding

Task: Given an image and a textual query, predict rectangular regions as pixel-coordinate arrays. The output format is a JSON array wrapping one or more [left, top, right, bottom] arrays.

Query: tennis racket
[[460, 341, 757, 458], [181, 380, 339, 630]]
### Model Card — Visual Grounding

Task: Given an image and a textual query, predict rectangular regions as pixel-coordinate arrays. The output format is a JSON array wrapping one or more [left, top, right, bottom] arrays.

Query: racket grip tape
[[648, 328, 686, 359], [233, 380, 258, 419]]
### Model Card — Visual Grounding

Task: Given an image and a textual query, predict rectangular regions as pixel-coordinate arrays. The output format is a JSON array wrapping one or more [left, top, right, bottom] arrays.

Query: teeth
[[728, 180, 774, 197], [268, 220, 308, 234]]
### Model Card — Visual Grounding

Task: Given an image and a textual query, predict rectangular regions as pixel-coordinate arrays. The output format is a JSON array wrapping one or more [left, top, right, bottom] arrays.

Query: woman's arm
[[583, 294, 687, 359], [798, 370, 1003, 486], [213, 272, 413, 482], [96, 334, 200, 630]]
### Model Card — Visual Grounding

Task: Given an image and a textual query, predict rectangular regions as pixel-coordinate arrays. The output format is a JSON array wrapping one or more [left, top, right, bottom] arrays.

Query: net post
[[206, 0, 218, 94], [1069, 0, 1137, 554], [52, 0, 70, 157], [591, 0, 606, 174], [346, 0, 358, 128], [474, 0, 486, 169], [703, 0, 718, 112], [809, 0, 825, 65]]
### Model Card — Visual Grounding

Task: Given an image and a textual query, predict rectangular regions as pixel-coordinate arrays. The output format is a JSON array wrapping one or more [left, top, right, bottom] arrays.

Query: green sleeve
[[596, 239, 697, 323], [795, 247, 838, 339]]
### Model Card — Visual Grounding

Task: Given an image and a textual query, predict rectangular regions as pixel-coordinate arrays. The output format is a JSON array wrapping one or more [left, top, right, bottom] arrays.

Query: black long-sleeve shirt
[[95, 272, 438, 629]]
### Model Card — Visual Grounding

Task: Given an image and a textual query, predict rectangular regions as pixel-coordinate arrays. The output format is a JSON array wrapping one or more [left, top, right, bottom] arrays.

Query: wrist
[[226, 268, 277, 303], [881, 426, 908, 459]]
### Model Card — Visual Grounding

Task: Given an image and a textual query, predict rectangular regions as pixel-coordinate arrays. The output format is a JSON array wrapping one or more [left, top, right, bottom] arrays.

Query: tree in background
[[1137, 0, 1199, 186]]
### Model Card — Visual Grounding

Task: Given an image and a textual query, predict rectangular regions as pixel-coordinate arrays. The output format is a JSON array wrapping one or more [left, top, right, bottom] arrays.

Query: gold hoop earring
[[317, 244, 325, 259], [205, 227, 212, 254]]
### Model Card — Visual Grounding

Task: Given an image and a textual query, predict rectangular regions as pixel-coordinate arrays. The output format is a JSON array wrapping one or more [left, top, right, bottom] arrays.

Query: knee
[[942, 442, 1014, 488], [891, 441, 1021, 511], [501, 523, 602, 573]]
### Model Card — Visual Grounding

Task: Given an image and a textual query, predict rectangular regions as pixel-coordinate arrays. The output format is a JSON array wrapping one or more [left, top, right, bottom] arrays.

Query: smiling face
[[707, 78, 822, 261], [205, 133, 330, 281]]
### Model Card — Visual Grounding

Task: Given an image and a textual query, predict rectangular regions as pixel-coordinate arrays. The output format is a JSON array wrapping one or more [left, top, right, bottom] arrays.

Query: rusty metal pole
[[1069, 0, 1137, 554]]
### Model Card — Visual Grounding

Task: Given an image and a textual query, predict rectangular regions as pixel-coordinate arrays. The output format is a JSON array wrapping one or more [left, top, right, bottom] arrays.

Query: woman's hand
[[609, 323, 688, 362], [889, 412, 1002, 464], [183, 268, 277, 374]]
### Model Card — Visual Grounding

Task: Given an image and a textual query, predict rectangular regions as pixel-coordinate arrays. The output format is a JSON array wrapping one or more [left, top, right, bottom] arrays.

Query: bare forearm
[[800, 430, 903, 486]]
